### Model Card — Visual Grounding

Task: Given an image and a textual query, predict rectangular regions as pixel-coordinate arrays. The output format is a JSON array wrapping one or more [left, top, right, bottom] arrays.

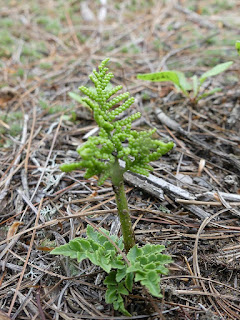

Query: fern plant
[[51, 225, 172, 316], [59, 58, 173, 252], [51, 58, 173, 315]]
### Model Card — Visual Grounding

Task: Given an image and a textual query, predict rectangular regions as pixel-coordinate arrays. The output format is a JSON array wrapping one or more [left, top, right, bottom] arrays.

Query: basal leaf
[[105, 287, 117, 303], [134, 271, 146, 282], [175, 71, 192, 94], [118, 305, 131, 317], [104, 271, 118, 285], [69, 238, 84, 252], [141, 244, 165, 255], [199, 61, 233, 84], [117, 283, 129, 295], [127, 245, 142, 263], [50, 243, 77, 259], [78, 239, 91, 251], [140, 271, 162, 298], [96, 250, 112, 272], [116, 267, 127, 282], [197, 87, 221, 101], [138, 256, 148, 265], [155, 265, 170, 275], [111, 257, 125, 269], [125, 272, 134, 292], [144, 262, 156, 270], [126, 261, 141, 273], [137, 71, 181, 88], [76, 251, 87, 262], [86, 225, 99, 242], [155, 254, 173, 265]]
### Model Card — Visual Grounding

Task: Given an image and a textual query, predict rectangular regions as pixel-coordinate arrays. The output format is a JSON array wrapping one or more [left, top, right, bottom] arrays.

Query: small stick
[[36, 287, 47, 320]]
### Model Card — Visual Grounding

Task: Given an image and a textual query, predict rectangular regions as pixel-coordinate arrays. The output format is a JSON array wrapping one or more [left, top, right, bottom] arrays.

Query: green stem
[[111, 159, 136, 252]]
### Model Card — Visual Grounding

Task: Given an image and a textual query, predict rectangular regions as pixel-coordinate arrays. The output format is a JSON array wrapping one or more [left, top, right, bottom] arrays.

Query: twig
[[36, 288, 47, 320], [176, 199, 240, 207], [8, 198, 43, 317]]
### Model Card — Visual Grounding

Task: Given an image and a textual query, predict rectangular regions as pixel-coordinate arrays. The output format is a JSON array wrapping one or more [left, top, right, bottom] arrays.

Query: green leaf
[[127, 245, 142, 262], [117, 283, 129, 295], [104, 271, 117, 285], [118, 305, 131, 317], [111, 257, 125, 269], [155, 265, 170, 275], [116, 267, 127, 282], [104, 271, 131, 316], [141, 244, 165, 255], [137, 70, 180, 84], [236, 41, 240, 56], [105, 286, 117, 303], [134, 271, 147, 282], [105, 287, 117, 303], [197, 87, 221, 101], [176, 71, 192, 94], [140, 271, 162, 298], [87, 225, 101, 241], [51, 243, 77, 259], [125, 272, 134, 292], [155, 253, 173, 264], [199, 61, 233, 84]]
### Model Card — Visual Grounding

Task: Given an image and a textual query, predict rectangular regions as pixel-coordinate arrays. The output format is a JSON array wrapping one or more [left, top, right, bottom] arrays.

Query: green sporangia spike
[[61, 58, 174, 183]]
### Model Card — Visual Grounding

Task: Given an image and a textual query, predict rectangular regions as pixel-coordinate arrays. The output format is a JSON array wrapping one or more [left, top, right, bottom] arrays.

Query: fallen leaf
[[0, 87, 17, 107], [7, 221, 24, 240]]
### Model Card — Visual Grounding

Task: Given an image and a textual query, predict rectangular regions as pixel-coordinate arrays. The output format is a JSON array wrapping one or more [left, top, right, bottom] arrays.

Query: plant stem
[[111, 159, 136, 252]]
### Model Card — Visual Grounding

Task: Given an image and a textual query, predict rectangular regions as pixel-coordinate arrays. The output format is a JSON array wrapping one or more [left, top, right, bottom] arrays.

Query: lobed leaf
[[126, 243, 172, 297], [104, 271, 131, 316]]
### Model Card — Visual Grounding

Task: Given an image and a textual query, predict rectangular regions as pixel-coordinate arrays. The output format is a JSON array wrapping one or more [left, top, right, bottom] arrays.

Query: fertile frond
[[61, 58, 173, 185]]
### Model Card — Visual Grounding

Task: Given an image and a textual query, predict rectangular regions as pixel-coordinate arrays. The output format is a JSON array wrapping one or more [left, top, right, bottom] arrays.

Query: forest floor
[[0, 1, 240, 319]]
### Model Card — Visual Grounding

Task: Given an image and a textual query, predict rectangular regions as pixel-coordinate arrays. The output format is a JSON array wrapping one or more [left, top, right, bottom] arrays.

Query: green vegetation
[[51, 58, 173, 315], [137, 61, 233, 107], [51, 225, 172, 316]]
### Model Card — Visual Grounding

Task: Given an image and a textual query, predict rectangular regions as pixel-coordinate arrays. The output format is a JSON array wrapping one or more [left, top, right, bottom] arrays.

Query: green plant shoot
[[137, 61, 233, 106], [236, 41, 240, 56], [51, 225, 172, 316], [51, 58, 173, 316], [59, 58, 173, 252]]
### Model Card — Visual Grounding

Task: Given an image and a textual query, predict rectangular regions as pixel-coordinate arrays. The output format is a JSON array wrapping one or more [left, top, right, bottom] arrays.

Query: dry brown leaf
[[0, 87, 17, 107], [7, 221, 24, 240]]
